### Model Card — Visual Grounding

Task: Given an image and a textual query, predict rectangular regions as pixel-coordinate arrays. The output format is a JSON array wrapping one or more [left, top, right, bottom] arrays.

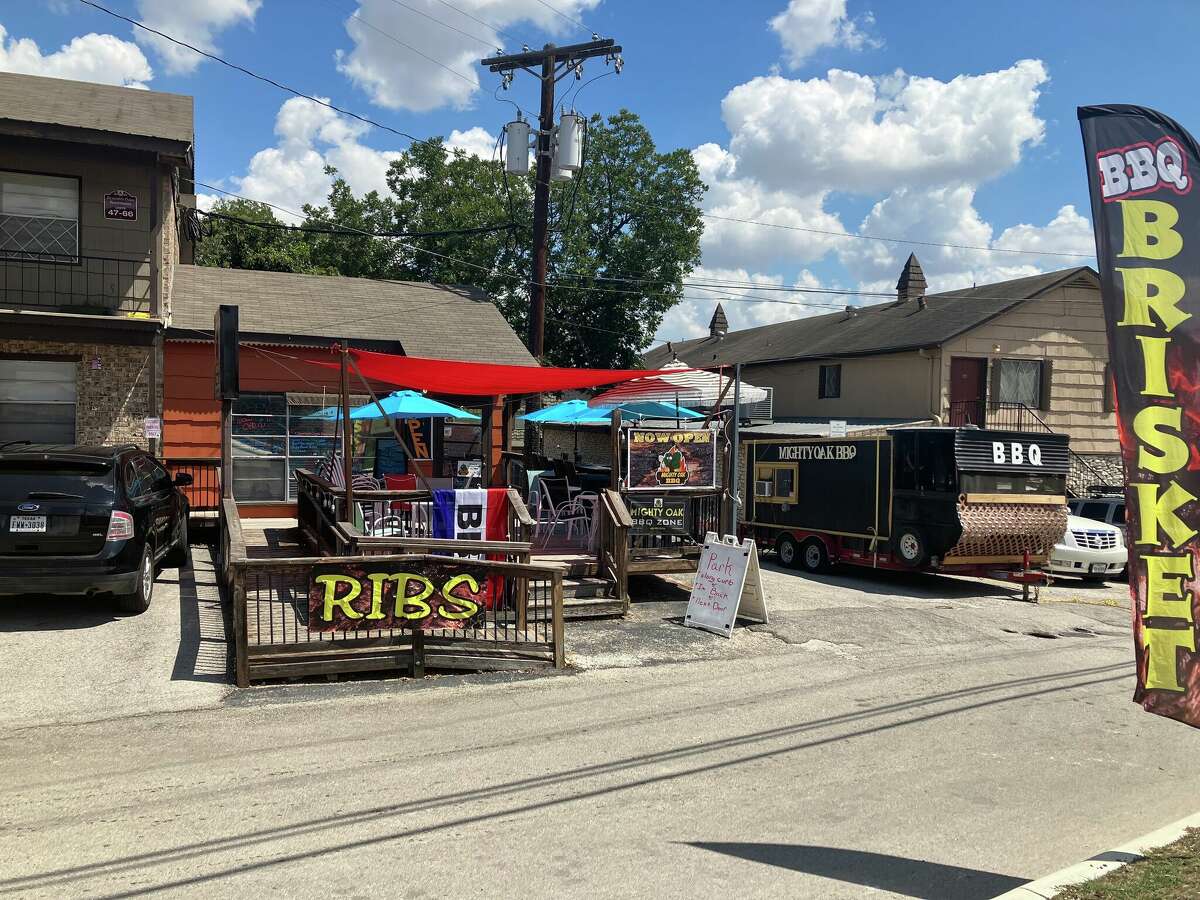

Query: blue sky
[[5, 1, 1200, 343]]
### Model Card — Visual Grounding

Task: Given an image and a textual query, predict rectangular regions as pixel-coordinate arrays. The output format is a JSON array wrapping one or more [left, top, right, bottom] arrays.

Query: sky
[[5, 0, 1200, 346]]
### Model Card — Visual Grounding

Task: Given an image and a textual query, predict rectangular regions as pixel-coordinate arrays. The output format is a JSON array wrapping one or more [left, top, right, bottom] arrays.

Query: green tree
[[196, 110, 705, 368], [193, 197, 320, 273]]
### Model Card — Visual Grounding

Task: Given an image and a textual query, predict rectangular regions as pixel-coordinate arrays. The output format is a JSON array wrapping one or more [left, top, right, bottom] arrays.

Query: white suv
[[1048, 514, 1127, 582]]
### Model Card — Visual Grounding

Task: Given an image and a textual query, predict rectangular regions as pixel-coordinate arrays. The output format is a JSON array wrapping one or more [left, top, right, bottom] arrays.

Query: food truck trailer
[[741, 427, 1070, 581]]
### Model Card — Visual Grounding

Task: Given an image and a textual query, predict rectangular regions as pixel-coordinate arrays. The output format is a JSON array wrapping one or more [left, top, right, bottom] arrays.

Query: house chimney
[[896, 253, 927, 307], [709, 302, 729, 339]]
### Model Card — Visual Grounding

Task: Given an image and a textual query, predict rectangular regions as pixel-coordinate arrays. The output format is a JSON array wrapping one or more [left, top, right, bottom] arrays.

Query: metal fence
[[948, 400, 1053, 433], [163, 458, 221, 515], [0, 253, 153, 316]]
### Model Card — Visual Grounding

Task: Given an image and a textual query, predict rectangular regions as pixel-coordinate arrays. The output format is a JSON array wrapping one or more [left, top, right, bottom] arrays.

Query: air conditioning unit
[[754, 480, 773, 498], [738, 387, 773, 423]]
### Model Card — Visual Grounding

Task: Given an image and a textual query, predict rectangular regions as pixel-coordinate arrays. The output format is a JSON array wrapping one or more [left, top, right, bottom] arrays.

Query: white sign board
[[830, 419, 848, 437], [685, 532, 768, 638], [144, 417, 161, 438]]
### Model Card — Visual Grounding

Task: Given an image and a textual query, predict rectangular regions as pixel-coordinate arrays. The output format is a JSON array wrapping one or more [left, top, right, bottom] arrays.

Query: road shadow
[[158, 546, 232, 685], [0, 594, 119, 631], [756, 557, 1024, 602], [684, 842, 1026, 899]]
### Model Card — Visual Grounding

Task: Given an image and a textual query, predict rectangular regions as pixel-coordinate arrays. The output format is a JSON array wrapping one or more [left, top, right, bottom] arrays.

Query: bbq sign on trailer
[[1080, 104, 1200, 728]]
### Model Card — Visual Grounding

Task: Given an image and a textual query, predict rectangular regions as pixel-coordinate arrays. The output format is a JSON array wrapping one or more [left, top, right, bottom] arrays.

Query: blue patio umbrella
[[349, 390, 479, 420], [520, 398, 702, 424]]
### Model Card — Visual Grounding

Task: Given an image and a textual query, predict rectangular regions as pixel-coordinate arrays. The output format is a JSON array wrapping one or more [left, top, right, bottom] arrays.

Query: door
[[949, 358, 987, 426]]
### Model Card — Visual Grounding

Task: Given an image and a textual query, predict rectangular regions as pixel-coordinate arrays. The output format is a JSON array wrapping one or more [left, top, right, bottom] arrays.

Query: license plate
[[1089, 562, 1107, 574], [9, 515, 47, 533]]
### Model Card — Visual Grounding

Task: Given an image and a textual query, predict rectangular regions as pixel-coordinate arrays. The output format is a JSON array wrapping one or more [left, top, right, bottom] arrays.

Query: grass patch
[[1056, 828, 1200, 899]]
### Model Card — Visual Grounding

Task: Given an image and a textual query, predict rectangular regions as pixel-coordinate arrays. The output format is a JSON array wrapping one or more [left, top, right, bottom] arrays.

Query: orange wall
[[163, 340, 508, 510]]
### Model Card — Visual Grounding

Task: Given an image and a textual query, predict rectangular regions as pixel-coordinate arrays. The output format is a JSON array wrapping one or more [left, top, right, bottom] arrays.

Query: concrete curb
[[995, 811, 1200, 899]]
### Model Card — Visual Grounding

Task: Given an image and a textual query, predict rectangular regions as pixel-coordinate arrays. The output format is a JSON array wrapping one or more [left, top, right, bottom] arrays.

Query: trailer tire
[[895, 526, 928, 568], [776, 535, 800, 569], [799, 537, 830, 574]]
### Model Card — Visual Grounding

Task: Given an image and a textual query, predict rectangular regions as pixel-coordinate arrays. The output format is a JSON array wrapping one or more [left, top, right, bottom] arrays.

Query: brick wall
[[0, 339, 155, 448], [541, 424, 613, 464]]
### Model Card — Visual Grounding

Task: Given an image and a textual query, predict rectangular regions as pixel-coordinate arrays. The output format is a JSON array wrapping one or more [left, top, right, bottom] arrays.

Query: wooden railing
[[596, 489, 631, 610], [220, 492, 564, 686]]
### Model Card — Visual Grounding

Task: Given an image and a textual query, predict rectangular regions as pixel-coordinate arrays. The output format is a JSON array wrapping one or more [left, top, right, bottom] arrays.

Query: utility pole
[[481, 39, 622, 459]]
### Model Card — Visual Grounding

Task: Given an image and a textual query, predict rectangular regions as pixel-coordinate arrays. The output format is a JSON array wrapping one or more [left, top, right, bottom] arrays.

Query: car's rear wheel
[[164, 517, 190, 568], [117, 546, 154, 614]]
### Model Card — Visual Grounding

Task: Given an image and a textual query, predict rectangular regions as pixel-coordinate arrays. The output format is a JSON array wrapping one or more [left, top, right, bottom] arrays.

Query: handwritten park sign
[[308, 559, 488, 632], [626, 426, 718, 491], [685, 532, 768, 638]]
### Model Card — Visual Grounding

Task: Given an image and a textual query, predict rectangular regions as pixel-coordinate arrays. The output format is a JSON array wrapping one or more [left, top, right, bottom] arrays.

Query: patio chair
[[536, 478, 594, 548]]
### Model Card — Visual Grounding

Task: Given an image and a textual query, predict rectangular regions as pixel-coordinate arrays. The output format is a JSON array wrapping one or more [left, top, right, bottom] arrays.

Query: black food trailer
[[741, 427, 1070, 580]]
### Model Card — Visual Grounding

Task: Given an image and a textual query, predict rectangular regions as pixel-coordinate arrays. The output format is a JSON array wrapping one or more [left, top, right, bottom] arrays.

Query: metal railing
[[948, 400, 1053, 433], [0, 252, 153, 316], [163, 458, 221, 515]]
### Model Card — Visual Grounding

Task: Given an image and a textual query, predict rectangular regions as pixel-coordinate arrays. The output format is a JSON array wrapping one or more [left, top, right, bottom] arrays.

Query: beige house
[[645, 257, 1119, 488], [0, 72, 192, 451]]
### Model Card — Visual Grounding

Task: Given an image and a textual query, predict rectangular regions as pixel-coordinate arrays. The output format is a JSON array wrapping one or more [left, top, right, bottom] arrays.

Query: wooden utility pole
[[481, 39, 622, 458], [339, 340, 354, 522]]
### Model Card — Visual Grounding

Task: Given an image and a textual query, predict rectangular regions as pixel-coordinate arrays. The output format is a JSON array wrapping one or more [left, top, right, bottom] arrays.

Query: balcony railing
[[0, 252, 152, 317], [948, 400, 1053, 433]]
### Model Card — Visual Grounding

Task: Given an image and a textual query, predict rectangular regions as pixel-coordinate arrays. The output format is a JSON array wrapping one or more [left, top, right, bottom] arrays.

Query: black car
[[0, 444, 191, 613]]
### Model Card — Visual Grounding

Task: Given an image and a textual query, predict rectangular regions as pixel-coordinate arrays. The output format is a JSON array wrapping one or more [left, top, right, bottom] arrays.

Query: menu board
[[684, 532, 768, 638]]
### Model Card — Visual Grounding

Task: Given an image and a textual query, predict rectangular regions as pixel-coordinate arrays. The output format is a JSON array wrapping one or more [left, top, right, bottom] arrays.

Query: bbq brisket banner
[[1080, 104, 1200, 728]]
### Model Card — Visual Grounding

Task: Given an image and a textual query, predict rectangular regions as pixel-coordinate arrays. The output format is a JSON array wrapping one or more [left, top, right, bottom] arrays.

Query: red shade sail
[[311, 347, 699, 397]]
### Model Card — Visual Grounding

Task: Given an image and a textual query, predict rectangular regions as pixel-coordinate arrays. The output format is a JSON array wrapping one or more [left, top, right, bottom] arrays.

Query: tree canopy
[[196, 110, 705, 368]]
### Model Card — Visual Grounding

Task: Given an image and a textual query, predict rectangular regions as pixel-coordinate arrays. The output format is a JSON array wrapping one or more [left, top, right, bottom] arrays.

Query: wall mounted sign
[[628, 495, 691, 535], [143, 417, 161, 439], [308, 559, 488, 632], [103, 190, 137, 221], [684, 532, 768, 638], [626, 426, 717, 491]]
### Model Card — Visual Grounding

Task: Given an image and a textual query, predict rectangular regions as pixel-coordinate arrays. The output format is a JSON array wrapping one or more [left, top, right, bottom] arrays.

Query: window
[[818, 364, 841, 399], [231, 392, 372, 502], [755, 463, 798, 503], [996, 359, 1042, 407], [0, 358, 76, 444], [1079, 501, 1111, 522], [0, 171, 80, 260]]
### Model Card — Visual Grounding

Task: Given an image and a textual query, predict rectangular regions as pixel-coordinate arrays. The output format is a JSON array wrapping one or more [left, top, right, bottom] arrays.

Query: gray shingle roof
[[645, 267, 1099, 368], [0, 71, 192, 147], [169, 264, 536, 365]]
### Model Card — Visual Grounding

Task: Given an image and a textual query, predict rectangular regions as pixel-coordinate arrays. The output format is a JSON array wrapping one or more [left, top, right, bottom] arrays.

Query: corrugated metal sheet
[[955, 429, 1070, 474]]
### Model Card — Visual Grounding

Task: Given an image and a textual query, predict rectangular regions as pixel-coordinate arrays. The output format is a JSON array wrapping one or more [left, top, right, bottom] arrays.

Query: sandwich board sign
[[685, 532, 768, 638]]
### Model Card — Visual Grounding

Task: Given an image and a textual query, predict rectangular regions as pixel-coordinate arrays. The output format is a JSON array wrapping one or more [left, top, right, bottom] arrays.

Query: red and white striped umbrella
[[589, 360, 767, 407]]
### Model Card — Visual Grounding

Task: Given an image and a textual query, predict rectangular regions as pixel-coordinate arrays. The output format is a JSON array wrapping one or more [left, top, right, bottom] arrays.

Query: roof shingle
[[169, 264, 536, 366], [0, 71, 192, 147], [645, 266, 1099, 368]]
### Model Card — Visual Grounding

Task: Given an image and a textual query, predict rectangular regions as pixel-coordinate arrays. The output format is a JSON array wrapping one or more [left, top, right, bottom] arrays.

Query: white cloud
[[231, 97, 404, 221], [769, 0, 879, 68], [657, 267, 827, 344], [721, 60, 1049, 196], [838, 187, 1094, 293], [219, 97, 496, 222], [335, 0, 601, 113], [447, 126, 498, 159], [0, 24, 152, 87], [134, 0, 260, 76], [692, 143, 847, 270]]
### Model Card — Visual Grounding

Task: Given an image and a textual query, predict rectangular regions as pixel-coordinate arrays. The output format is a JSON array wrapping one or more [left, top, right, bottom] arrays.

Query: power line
[[532, 0, 591, 34], [194, 207, 515, 239], [80, 0, 1093, 262], [334, 0, 480, 88], [429, 0, 526, 45], [375, 0, 502, 50]]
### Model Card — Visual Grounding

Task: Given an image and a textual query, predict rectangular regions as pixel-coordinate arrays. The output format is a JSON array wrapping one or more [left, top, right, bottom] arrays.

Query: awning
[[590, 359, 768, 406], [312, 347, 701, 397]]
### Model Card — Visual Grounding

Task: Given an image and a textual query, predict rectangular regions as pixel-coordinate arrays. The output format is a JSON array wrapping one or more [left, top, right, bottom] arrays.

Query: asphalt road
[[1, 556, 1197, 899]]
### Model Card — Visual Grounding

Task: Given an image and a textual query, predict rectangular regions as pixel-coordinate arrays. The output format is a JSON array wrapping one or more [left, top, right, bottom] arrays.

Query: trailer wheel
[[800, 538, 830, 574], [776, 535, 800, 569], [896, 527, 928, 568]]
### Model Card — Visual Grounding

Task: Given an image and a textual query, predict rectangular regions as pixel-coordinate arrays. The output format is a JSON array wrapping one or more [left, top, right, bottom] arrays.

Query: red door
[[949, 357, 986, 426]]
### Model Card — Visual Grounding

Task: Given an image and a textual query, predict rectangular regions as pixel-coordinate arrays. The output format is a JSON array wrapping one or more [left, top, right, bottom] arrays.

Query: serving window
[[755, 462, 797, 504]]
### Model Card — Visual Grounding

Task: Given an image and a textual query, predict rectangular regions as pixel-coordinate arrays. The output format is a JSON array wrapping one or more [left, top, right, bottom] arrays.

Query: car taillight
[[106, 510, 135, 542]]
